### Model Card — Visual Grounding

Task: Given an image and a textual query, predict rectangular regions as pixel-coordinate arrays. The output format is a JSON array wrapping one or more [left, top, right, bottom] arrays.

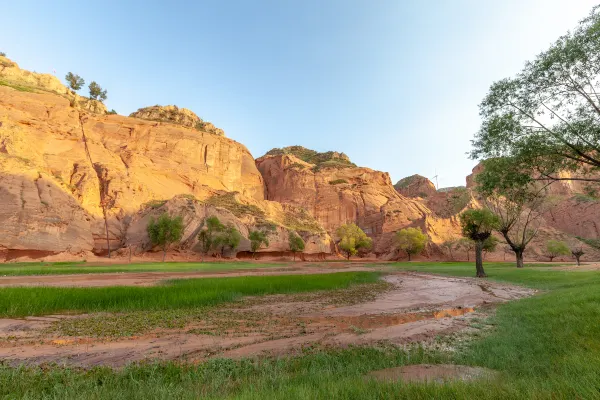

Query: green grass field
[[0, 261, 281, 276], [1, 262, 599, 399], [0, 272, 379, 317]]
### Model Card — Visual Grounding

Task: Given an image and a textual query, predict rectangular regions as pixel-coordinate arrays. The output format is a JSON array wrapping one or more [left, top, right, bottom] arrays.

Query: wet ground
[[0, 270, 534, 367]]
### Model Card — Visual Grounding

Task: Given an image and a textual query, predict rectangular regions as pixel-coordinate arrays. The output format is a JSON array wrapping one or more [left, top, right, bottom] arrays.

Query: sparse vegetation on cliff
[[65, 72, 84, 91], [329, 179, 348, 185], [266, 146, 356, 170], [205, 192, 265, 219], [88, 81, 107, 102]]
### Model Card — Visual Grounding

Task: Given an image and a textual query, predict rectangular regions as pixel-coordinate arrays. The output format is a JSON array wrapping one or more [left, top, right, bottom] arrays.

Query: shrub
[[288, 231, 305, 261], [147, 213, 184, 261], [329, 179, 348, 185], [545, 240, 570, 261], [249, 231, 269, 259]]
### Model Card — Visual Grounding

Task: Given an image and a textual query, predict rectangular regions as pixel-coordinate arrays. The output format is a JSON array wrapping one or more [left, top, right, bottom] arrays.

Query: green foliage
[[0, 78, 36, 92], [0, 52, 5, 57], [482, 235, 499, 253], [394, 227, 428, 260], [0, 272, 379, 317], [106, 109, 118, 115], [205, 192, 265, 219], [459, 209, 499, 242], [288, 231, 305, 259], [577, 236, 600, 249], [88, 81, 107, 102], [471, 6, 600, 183], [197, 216, 225, 256], [545, 240, 570, 260], [336, 223, 373, 259], [573, 193, 599, 203], [214, 223, 242, 255], [147, 213, 184, 259], [282, 208, 323, 233], [249, 230, 269, 256], [329, 179, 348, 185], [65, 72, 84, 91]]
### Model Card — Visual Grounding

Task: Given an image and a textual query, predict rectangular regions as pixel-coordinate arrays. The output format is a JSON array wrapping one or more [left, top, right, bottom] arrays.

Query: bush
[[147, 213, 184, 261]]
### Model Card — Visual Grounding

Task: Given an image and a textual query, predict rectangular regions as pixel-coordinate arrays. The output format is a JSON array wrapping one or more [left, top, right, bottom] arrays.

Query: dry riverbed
[[0, 269, 533, 368]]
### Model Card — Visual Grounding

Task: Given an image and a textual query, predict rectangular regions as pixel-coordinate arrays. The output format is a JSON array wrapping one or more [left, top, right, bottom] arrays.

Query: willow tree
[[471, 6, 600, 185], [459, 209, 499, 278], [475, 158, 549, 268]]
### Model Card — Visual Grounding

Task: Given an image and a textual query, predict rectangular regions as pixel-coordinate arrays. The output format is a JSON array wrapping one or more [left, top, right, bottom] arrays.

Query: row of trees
[[65, 72, 108, 102], [147, 213, 305, 261]]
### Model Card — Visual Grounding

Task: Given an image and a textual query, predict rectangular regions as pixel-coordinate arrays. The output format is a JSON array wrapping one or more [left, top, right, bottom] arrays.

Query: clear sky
[[1, 1, 597, 188]]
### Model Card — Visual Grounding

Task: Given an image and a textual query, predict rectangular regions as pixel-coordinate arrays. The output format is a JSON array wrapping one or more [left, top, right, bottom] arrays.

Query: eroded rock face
[[394, 175, 437, 198], [129, 105, 225, 136], [0, 85, 264, 255], [256, 153, 461, 257]]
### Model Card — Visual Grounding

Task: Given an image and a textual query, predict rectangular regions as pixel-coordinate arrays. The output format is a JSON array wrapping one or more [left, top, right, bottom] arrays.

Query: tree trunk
[[549, 256, 555, 262], [466, 250, 470, 262], [515, 251, 524, 268], [162, 246, 166, 262], [575, 255, 581, 266], [129, 246, 132, 263], [408, 253, 411, 261], [293, 252, 296, 261], [475, 240, 486, 278]]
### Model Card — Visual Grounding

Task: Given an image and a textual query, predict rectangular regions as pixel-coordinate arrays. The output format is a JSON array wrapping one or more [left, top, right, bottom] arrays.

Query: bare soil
[[368, 364, 499, 383], [0, 269, 534, 368]]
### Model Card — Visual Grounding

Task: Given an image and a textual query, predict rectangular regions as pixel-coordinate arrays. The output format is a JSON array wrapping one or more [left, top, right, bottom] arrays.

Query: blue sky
[[1, 1, 597, 187]]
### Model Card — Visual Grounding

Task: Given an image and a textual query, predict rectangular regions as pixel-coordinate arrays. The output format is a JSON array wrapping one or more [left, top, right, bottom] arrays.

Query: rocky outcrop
[[129, 105, 225, 136], [0, 56, 106, 114], [394, 175, 437, 198], [0, 84, 264, 255], [256, 152, 462, 257]]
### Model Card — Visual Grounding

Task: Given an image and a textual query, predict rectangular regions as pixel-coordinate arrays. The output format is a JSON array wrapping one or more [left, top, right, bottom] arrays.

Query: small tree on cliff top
[[65, 72, 84, 91], [336, 223, 372, 260], [459, 209, 499, 277], [147, 213, 184, 262], [89, 81, 107, 102], [288, 231, 305, 261], [395, 227, 428, 261]]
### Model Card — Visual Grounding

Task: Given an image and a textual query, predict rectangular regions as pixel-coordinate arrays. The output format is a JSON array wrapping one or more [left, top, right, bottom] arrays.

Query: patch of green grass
[[0, 78, 36, 92], [0, 261, 277, 276], [142, 199, 168, 209], [0, 272, 380, 317]]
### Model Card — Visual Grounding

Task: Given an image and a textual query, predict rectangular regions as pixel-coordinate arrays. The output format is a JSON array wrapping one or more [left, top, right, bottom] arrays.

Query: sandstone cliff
[[256, 151, 463, 258], [0, 83, 264, 257]]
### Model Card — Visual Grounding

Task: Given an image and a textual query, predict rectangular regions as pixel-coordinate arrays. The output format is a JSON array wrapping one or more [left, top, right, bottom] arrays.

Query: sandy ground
[[0, 270, 534, 368]]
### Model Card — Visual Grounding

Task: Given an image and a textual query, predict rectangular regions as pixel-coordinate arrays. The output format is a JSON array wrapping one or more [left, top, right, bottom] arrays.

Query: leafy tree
[[476, 158, 549, 268], [440, 237, 458, 260], [459, 209, 500, 277], [545, 240, 570, 262], [215, 224, 242, 257], [335, 223, 373, 260], [249, 230, 269, 259], [571, 247, 585, 266], [471, 6, 600, 184], [0, 52, 5, 57], [147, 213, 184, 262], [288, 231, 305, 261], [197, 216, 225, 261], [88, 81, 107, 102], [456, 238, 475, 261], [65, 72, 85, 91], [395, 227, 428, 261], [482, 235, 499, 259]]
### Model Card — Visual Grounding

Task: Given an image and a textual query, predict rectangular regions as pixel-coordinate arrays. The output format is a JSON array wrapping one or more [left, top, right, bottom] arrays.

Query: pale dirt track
[[0, 265, 535, 368]]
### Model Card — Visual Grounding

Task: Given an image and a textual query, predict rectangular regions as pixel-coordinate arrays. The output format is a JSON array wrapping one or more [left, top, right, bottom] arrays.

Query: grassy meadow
[[0, 262, 599, 399], [0, 261, 282, 276]]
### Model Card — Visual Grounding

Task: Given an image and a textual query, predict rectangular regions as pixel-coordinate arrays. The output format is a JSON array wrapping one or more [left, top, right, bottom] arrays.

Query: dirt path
[[0, 264, 372, 287], [0, 272, 534, 367]]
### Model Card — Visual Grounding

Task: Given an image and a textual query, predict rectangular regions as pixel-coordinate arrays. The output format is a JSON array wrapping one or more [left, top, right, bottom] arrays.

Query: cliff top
[[129, 105, 225, 136], [264, 146, 356, 169]]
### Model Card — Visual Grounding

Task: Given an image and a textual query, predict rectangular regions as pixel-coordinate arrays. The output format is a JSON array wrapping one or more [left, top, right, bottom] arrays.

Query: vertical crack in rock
[[77, 112, 114, 258]]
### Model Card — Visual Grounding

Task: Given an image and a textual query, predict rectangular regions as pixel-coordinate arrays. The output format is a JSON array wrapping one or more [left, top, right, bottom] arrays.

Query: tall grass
[[0, 261, 283, 276], [0, 272, 380, 317]]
